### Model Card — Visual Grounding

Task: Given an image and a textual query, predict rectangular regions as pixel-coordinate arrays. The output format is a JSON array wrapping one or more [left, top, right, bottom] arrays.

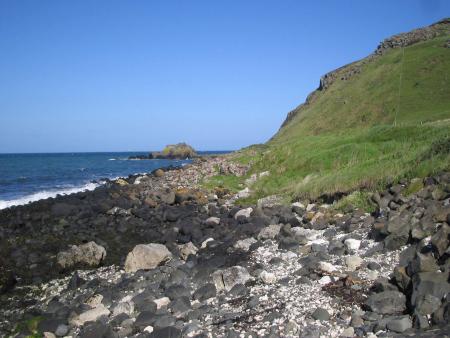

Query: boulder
[[365, 291, 406, 314], [154, 169, 165, 177], [410, 272, 450, 310], [212, 266, 251, 291], [124, 244, 172, 273], [56, 241, 106, 270]]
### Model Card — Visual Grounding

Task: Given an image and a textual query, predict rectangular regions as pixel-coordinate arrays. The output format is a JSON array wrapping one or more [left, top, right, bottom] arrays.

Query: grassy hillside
[[205, 20, 450, 206]]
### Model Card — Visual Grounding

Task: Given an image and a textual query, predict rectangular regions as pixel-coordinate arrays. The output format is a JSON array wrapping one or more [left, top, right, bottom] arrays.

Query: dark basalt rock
[[365, 291, 406, 314]]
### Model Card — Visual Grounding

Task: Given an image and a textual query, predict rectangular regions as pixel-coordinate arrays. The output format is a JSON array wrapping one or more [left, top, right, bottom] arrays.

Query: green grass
[[202, 174, 245, 193], [241, 123, 450, 202], [334, 191, 377, 213], [205, 29, 450, 207], [274, 35, 450, 142], [10, 316, 43, 338]]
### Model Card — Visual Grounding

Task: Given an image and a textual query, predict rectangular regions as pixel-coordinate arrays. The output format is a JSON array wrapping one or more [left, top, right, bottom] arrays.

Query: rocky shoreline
[[0, 156, 449, 337]]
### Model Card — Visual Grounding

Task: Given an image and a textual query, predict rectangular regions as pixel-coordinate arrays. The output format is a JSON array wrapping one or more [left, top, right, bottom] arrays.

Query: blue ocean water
[[0, 151, 228, 209]]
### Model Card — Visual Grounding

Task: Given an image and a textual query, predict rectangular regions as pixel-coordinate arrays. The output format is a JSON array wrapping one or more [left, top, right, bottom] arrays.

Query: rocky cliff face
[[278, 18, 450, 130]]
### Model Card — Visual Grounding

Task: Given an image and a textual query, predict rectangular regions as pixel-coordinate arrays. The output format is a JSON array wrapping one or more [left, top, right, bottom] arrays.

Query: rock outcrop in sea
[[129, 143, 197, 160]]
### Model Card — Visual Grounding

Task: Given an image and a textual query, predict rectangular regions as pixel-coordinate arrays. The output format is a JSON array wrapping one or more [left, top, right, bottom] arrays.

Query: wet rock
[[124, 243, 172, 273], [56, 241, 106, 270], [365, 291, 406, 314]]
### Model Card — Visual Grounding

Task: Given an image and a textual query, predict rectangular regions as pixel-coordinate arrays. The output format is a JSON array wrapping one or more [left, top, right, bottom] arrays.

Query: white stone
[[124, 243, 172, 273], [234, 238, 257, 251], [144, 326, 154, 333], [55, 324, 69, 336], [318, 261, 337, 273], [345, 256, 363, 271], [292, 202, 306, 209], [112, 301, 134, 316], [367, 270, 379, 280], [178, 242, 198, 260], [201, 238, 214, 248], [154, 297, 170, 309], [134, 176, 144, 185], [43, 333, 56, 338], [344, 238, 361, 251], [237, 187, 251, 199], [260, 271, 277, 284], [234, 207, 253, 220], [306, 203, 316, 212], [341, 327, 354, 337], [70, 304, 110, 326], [205, 217, 220, 226], [318, 276, 333, 285]]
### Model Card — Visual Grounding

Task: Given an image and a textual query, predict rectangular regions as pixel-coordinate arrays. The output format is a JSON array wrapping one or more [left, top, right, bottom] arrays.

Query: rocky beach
[[0, 155, 449, 338]]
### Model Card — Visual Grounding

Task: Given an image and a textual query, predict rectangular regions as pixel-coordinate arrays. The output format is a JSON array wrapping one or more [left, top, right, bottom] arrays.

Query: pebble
[[344, 238, 361, 251], [260, 271, 277, 284]]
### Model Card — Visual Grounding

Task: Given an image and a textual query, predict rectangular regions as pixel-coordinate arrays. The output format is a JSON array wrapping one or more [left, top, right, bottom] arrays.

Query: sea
[[0, 151, 229, 210]]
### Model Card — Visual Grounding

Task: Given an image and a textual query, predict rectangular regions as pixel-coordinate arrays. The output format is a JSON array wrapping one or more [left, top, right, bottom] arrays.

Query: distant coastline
[[0, 151, 231, 209]]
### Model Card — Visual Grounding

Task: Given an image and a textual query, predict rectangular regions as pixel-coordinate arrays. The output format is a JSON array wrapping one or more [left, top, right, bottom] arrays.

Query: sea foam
[[0, 182, 99, 210]]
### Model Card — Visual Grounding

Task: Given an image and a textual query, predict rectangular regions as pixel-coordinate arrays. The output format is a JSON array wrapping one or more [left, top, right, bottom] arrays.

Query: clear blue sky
[[0, 0, 448, 153]]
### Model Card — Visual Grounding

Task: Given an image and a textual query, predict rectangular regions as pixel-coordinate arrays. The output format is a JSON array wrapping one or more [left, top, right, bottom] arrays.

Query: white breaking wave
[[0, 182, 100, 210]]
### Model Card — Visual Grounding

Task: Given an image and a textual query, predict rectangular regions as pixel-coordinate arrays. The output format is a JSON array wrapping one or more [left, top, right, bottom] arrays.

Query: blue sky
[[0, 0, 448, 152]]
